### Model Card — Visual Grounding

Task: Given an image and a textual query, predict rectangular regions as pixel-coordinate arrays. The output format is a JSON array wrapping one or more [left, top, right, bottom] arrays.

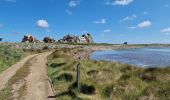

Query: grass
[[47, 47, 170, 100], [0, 43, 53, 73], [0, 56, 35, 100], [0, 44, 24, 73]]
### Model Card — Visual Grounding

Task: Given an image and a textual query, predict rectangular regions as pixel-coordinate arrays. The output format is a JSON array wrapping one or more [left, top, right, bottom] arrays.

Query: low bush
[[0, 44, 24, 73]]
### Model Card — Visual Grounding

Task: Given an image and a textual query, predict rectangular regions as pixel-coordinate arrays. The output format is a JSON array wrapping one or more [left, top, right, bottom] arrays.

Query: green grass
[[47, 48, 170, 100], [0, 44, 24, 73]]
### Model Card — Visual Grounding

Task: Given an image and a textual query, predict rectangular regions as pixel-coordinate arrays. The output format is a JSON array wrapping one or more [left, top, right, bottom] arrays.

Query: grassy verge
[[0, 56, 35, 100], [47, 48, 170, 100], [0, 44, 25, 73], [0, 43, 52, 74]]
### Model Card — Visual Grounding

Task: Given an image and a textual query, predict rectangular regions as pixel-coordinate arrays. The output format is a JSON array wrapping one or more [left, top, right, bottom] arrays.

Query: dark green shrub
[[81, 84, 95, 95], [57, 73, 73, 82], [102, 85, 113, 98]]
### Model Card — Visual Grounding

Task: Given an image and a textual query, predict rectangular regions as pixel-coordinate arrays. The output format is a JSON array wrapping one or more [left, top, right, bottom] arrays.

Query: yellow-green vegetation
[[0, 44, 24, 73], [47, 48, 170, 100], [0, 57, 34, 100]]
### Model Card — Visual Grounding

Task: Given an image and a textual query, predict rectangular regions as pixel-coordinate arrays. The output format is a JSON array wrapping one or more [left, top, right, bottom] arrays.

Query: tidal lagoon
[[91, 47, 170, 68]]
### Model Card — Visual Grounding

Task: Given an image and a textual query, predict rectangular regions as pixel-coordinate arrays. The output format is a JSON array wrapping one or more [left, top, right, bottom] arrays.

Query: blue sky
[[0, 0, 170, 44]]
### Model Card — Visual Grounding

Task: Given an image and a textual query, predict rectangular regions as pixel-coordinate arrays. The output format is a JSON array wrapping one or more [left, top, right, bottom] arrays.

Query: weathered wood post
[[77, 62, 81, 92]]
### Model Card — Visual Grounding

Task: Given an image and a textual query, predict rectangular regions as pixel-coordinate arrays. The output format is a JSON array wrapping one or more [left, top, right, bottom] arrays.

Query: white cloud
[[128, 26, 136, 29], [93, 18, 106, 24], [160, 27, 170, 33], [69, 0, 79, 7], [107, 0, 134, 6], [104, 29, 112, 33], [65, 9, 72, 15], [36, 19, 49, 28], [137, 20, 152, 28], [128, 20, 152, 29], [121, 14, 137, 21]]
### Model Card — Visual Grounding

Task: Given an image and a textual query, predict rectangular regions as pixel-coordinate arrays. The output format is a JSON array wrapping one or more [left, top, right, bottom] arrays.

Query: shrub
[[81, 84, 95, 95], [0, 44, 24, 73], [102, 85, 113, 98], [57, 73, 73, 82]]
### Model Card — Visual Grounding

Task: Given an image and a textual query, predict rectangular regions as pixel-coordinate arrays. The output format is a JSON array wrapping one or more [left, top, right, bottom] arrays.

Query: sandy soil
[[24, 52, 54, 100], [0, 54, 37, 90]]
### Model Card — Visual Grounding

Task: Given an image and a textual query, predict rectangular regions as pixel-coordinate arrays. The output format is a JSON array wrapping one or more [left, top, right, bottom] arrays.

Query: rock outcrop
[[43, 37, 55, 43], [58, 33, 93, 44], [21, 35, 40, 43]]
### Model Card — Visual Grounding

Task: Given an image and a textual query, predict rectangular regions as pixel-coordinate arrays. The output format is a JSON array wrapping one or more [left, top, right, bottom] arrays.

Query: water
[[91, 47, 170, 68]]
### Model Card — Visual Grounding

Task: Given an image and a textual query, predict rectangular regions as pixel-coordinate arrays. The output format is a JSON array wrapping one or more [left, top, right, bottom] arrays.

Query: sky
[[0, 0, 170, 44]]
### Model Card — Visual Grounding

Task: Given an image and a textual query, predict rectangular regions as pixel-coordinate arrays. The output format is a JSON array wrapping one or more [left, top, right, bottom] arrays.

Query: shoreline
[[90, 46, 170, 68]]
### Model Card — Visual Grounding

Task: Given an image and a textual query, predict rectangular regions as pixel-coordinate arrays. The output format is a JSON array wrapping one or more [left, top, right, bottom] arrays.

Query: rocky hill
[[58, 33, 94, 44], [21, 35, 41, 43], [21, 33, 94, 44]]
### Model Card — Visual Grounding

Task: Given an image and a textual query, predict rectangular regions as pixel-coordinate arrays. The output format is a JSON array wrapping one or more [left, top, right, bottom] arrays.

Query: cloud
[[36, 19, 49, 28], [120, 14, 137, 22], [137, 20, 152, 28], [128, 20, 152, 29], [160, 27, 170, 33], [128, 26, 136, 29], [69, 0, 79, 7], [93, 18, 106, 24], [106, 0, 134, 6], [161, 27, 170, 35], [104, 29, 112, 33], [65, 9, 73, 15]]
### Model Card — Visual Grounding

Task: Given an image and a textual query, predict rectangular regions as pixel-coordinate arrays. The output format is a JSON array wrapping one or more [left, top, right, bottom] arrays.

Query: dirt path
[[24, 52, 54, 100], [0, 54, 37, 90]]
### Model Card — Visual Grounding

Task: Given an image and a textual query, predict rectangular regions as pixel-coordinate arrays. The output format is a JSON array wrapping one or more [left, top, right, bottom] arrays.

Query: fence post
[[77, 62, 81, 92]]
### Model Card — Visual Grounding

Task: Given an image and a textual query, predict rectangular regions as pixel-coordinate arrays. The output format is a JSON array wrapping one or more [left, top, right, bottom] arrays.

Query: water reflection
[[91, 47, 170, 68]]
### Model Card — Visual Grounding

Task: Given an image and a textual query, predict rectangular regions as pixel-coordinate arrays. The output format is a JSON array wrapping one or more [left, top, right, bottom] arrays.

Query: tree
[[124, 42, 128, 45], [0, 38, 2, 42]]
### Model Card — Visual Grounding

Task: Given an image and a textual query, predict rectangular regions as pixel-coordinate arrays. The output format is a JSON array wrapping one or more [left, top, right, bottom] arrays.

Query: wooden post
[[77, 62, 81, 92]]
